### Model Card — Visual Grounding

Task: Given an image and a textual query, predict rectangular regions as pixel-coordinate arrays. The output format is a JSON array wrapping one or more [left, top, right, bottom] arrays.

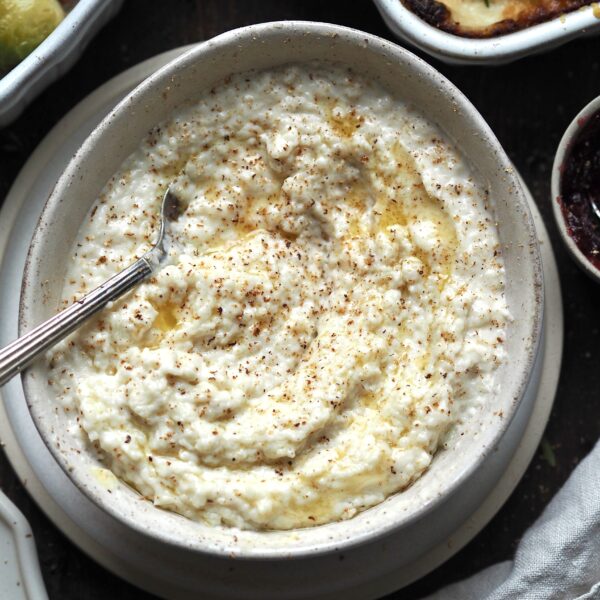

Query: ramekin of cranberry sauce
[[553, 100, 600, 282]]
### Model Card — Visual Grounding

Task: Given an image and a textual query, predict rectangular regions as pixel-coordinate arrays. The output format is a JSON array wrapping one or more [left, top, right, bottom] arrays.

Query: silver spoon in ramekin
[[0, 187, 184, 387]]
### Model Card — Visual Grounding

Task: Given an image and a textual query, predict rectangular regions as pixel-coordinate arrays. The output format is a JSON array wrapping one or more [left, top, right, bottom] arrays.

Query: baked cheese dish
[[401, 0, 594, 37]]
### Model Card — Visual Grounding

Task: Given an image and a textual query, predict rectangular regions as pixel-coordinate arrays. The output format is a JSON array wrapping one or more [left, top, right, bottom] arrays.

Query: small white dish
[[551, 95, 600, 284], [373, 0, 600, 65], [0, 0, 123, 126]]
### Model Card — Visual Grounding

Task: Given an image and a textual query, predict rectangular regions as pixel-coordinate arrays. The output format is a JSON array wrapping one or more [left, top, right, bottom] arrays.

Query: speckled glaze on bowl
[[19, 22, 543, 562], [552, 95, 600, 284]]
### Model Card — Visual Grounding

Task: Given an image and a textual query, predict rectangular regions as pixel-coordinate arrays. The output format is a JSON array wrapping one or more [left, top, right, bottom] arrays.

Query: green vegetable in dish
[[0, 0, 65, 73]]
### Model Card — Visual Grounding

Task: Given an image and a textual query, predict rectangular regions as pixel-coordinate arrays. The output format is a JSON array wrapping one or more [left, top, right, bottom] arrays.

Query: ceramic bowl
[[373, 0, 600, 65], [552, 95, 600, 284], [19, 21, 543, 560]]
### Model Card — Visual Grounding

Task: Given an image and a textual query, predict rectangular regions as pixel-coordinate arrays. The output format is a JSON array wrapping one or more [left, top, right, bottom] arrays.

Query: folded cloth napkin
[[424, 440, 600, 600]]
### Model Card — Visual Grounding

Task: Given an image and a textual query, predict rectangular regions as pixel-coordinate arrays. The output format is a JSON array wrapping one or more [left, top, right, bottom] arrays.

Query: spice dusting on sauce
[[560, 109, 600, 270], [47, 63, 509, 531]]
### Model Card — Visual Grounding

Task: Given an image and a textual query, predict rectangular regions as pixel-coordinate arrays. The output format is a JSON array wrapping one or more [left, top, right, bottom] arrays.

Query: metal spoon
[[0, 187, 184, 387], [590, 196, 600, 222]]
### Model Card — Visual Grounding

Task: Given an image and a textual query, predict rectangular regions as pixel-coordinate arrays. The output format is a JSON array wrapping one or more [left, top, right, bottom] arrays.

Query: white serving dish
[[19, 20, 542, 571], [373, 0, 600, 65], [0, 490, 46, 600], [0, 0, 123, 126]]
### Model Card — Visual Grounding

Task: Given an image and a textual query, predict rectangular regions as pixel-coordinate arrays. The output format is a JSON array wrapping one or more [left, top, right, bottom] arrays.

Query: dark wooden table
[[1, 1, 599, 598]]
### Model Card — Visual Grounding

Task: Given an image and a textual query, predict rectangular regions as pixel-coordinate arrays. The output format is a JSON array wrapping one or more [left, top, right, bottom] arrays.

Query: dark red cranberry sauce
[[559, 109, 600, 270]]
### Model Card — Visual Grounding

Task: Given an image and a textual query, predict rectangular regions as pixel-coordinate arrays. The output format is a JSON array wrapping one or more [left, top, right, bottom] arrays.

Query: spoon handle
[[0, 256, 153, 387]]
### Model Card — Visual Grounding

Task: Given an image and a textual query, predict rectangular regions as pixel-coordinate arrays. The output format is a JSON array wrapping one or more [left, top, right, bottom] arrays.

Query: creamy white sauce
[[48, 63, 509, 530], [439, 0, 507, 28]]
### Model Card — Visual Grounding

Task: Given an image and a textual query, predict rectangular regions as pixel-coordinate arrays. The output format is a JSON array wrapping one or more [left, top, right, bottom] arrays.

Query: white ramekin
[[552, 95, 600, 283], [19, 21, 543, 561], [373, 0, 600, 65]]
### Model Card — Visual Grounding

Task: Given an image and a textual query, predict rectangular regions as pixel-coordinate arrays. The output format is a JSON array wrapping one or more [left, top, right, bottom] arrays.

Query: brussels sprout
[[0, 0, 65, 73]]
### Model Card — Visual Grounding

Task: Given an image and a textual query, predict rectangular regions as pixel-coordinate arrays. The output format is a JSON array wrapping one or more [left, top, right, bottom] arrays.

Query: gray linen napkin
[[424, 440, 600, 600]]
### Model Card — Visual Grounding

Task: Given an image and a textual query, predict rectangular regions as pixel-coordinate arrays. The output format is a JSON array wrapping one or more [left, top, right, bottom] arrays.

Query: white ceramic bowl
[[373, 0, 600, 65], [20, 22, 543, 561], [552, 95, 600, 283], [0, 0, 123, 126]]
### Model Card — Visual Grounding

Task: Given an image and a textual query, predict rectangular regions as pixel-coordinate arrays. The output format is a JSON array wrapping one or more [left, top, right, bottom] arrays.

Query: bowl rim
[[20, 20, 544, 559], [373, 0, 600, 65], [551, 95, 600, 284]]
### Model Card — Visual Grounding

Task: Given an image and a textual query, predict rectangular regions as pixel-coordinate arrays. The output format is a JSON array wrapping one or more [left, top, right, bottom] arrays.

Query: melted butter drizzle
[[153, 301, 179, 332], [339, 141, 458, 287]]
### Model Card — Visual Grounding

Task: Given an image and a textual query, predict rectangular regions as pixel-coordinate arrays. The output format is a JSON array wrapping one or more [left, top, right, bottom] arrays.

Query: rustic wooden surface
[[1, 1, 599, 598]]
